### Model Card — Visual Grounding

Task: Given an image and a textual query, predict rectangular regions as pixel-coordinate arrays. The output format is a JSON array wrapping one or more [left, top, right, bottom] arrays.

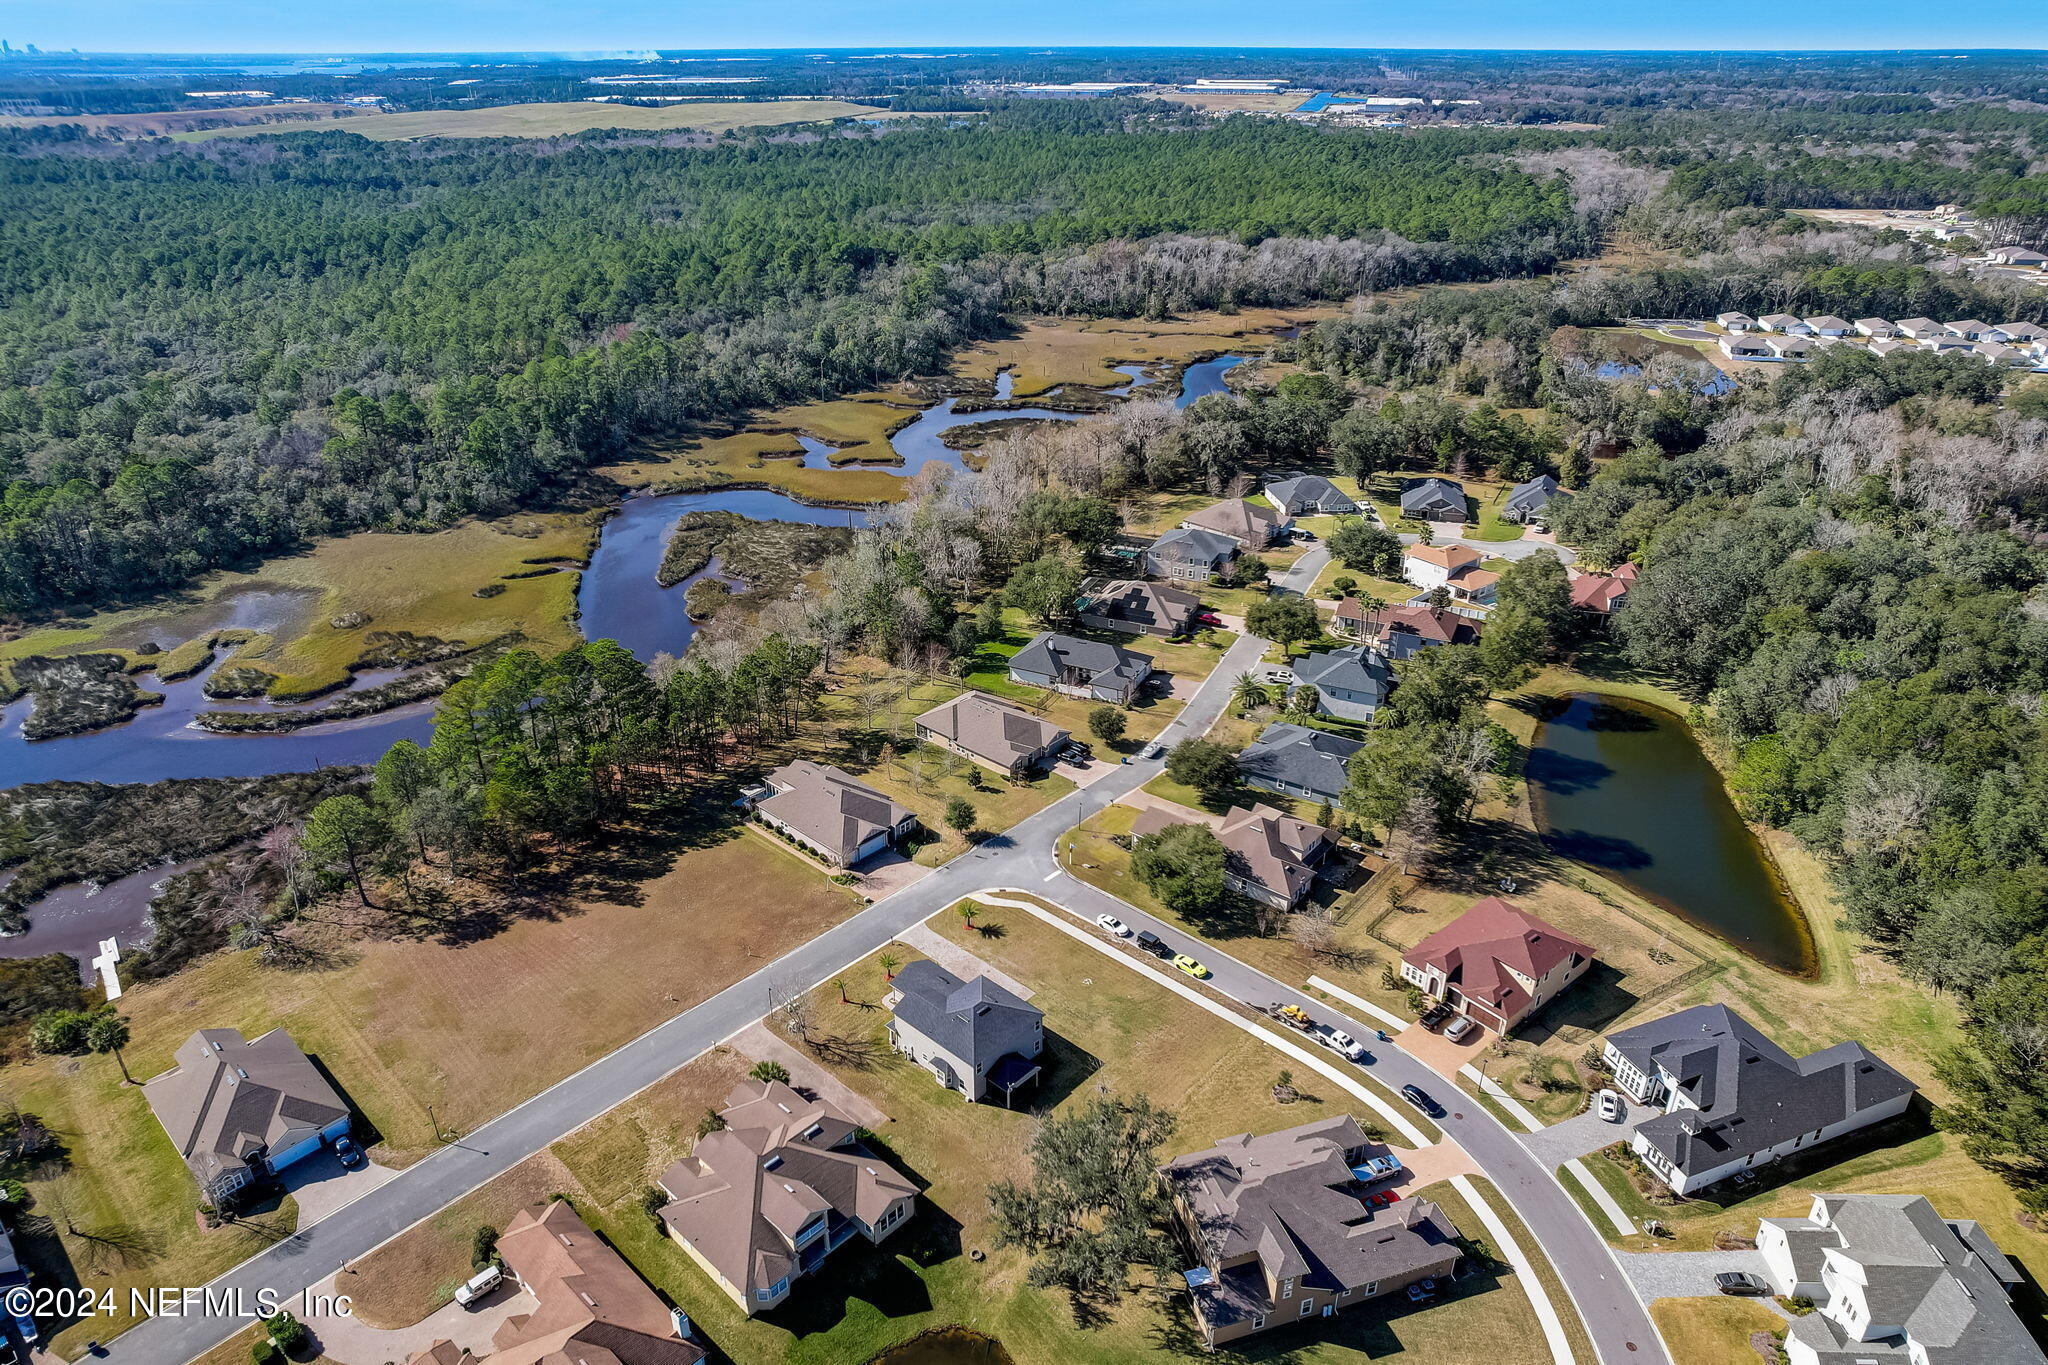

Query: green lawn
[[1647, 1297, 1785, 1365]]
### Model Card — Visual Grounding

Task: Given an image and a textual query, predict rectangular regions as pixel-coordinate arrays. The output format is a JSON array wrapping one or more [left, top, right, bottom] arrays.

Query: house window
[[1339, 1289, 1352, 1300], [1300, 1299, 1315, 1316], [1364, 1282, 1377, 1295], [1282, 1278, 1293, 1299]]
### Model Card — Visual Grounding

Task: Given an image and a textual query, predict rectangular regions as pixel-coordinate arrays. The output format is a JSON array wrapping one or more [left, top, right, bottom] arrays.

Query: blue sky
[[4, 0, 2043, 54]]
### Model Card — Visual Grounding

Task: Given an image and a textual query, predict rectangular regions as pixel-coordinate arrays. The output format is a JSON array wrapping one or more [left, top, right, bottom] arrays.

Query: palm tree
[[832, 976, 849, 1004], [86, 1010, 133, 1084], [879, 952, 900, 981], [1231, 672, 1269, 714], [960, 904, 980, 928]]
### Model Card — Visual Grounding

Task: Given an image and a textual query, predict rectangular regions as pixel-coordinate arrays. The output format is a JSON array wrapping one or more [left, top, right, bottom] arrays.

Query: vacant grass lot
[[347, 907, 1535, 1365], [182, 99, 897, 141], [1646, 1297, 1784, 1365]]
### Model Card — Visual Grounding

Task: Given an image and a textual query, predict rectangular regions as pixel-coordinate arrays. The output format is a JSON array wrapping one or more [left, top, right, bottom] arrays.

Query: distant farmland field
[[175, 99, 899, 142]]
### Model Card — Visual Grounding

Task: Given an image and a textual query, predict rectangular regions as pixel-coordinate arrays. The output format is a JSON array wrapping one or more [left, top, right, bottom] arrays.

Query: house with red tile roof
[[1399, 898, 1594, 1035], [1568, 562, 1637, 616]]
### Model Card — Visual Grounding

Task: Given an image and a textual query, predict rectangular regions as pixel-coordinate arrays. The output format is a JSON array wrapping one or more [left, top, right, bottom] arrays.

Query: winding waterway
[[1526, 692, 1814, 974]]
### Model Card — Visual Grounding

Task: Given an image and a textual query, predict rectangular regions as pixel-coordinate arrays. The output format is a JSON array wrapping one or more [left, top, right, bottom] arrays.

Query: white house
[[1766, 335, 1813, 361], [1714, 311, 1756, 331], [1602, 1006, 1916, 1197], [1756, 313, 1809, 334], [1895, 317, 1945, 340], [1945, 319, 1995, 342], [1992, 321, 2048, 344], [1986, 245, 2048, 269], [1851, 318, 1897, 338], [1718, 333, 1773, 360], [1802, 315, 1853, 337]]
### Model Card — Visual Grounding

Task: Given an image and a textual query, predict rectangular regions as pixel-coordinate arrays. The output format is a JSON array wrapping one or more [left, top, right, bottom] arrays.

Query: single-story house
[[1237, 721, 1364, 807], [1162, 1117, 1462, 1349], [1501, 473, 1569, 525], [1399, 898, 1593, 1035], [1182, 497, 1290, 549], [1145, 525, 1240, 581], [1993, 321, 2048, 344], [1803, 315, 1853, 337], [1866, 338, 1912, 357], [1852, 318, 1898, 338], [1719, 333, 1773, 360], [1945, 319, 1994, 342], [1341, 602, 1481, 658], [1895, 317, 1945, 340], [1757, 313, 1810, 334], [1715, 311, 1756, 331], [1602, 1005, 1917, 1197], [1398, 477, 1468, 523], [1266, 475, 1359, 517], [1759, 1194, 2043, 1365], [1986, 245, 2048, 269], [1286, 646, 1394, 723], [1075, 578, 1199, 638], [885, 960, 1044, 1105], [914, 691, 1070, 778], [144, 1028, 353, 1207], [1923, 332, 1976, 354], [1006, 631, 1154, 703], [1568, 562, 1636, 616], [658, 1079, 916, 1314], [1767, 335, 1814, 360], [1403, 544, 1497, 605], [1976, 342, 2036, 368], [752, 760, 916, 866]]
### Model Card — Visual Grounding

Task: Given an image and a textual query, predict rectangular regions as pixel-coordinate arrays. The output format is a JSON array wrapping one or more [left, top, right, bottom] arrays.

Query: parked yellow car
[[1172, 954, 1211, 980]]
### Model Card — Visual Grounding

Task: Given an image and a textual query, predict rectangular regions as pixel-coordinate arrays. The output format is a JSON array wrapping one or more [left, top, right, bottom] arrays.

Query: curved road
[[110, 557, 1660, 1365]]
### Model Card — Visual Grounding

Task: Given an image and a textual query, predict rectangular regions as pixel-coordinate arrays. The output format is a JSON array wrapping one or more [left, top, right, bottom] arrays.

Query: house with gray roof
[[1075, 578, 1199, 638], [1182, 497, 1289, 549], [1161, 1116, 1462, 1348], [1399, 477, 1468, 522], [1266, 475, 1359, 517], [1145, 525, 1240, 581], [1006, 632, 1153, 703], [1237, 722, 1363, 806], [144, 1028, 353, 1207], [751, 760, 916, 867], [1602, 1005, 1916, 1196], [914, 691, 1069, 778], [1286, 646, 1393, 723], [885, 960, 1044, 1105], [1502, 474, 1570, 525], [1759, 1194, 2045, 1365], [657, 1078, 916, 1315]]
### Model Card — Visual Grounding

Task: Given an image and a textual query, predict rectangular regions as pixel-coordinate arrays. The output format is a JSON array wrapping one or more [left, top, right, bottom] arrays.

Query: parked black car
[[1714, 1272, 1770, 1296], [1400, 1084, 1443, 1116], [1134, 930, 1170, 958], [1419, 1003, 1453, 1029]]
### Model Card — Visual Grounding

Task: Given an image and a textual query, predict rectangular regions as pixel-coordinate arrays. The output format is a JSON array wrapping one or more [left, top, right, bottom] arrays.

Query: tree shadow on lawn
[[1428, 816, 1555, 895], [1661, 1106, 1940, 1218]]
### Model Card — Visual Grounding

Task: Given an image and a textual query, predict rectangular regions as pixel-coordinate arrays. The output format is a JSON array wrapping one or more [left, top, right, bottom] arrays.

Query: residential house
[[1767, 335, 1814, 360], [1975, 342, 2036, 368], [1895, 317, 1946, 341], [1286, 646, 1394, 723], [1237, 722, 1364, 807], [1219, 804, 1338, 910], [1852, 318, 1898, 338], [1569, 563, 1636, 617], [1398, 898, 1593, 1035], [1502, 473, 1569, 525], [406, 1200, 703, 1365], [885, 960, 1044, 1105], [1923, 332, 1976, 354], [1266, 475, 1360, 516], [1601, 1005, 1917, 1197], [1993, 321, 2048, 344], [1006, 632, 1153, 703], [1945, 320, 1994, 342], [1398, 477, 1468, 522], [143, 1028, 352, 1207], [1145, 525, 1239, 581], [1803, 315, 1853, 337], [751, 761, 916, 867], [1714, 311, 1756, 331], [1757, 313, 1811, 334], [1985, 245, 2048, 269], [1866, 338, 1912, 357], [1719, 333, 1773, 360], [1758, 1194, 2046, 1365], [656, 1078, 917, 1314], [1403, 544, 1498, 605], [1182, 497, 1289, 549], [1075, 578, 1199, 638], [1342, 602, 1481, 659], [914, 692, 1069, 779], [1161, 1116, 1463, 1348]]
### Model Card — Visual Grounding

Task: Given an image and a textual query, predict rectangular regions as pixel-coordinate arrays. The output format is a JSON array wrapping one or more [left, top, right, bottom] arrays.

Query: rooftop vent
[[764, 1156, 784, 1172]]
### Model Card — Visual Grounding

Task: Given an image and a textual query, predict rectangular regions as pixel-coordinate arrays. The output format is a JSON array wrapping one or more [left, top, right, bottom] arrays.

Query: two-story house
[[1161, 1116, 1462, 1348], [1402, 544, 1498, 605], [1285, 646, 1393, 723], [1399, 898, 1593, 1035], [885, 961, 1044, 1106], [657, 1078, 918, 1315], [1601, 1006, 1917, 1197], [1182, 497, 1290, 549], [1145, 526, 1240, 581], [1075, 578, 1200, 638], [1005, 632, 1154, 703]]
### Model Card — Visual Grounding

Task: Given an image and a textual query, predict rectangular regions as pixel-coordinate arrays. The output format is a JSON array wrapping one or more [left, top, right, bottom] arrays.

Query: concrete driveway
[[279, 1147, 401, 1224], [307, 1268, 531, 1364], [1519, 1093, 1654, 1171], [1616, 1248, 1778, 1306]]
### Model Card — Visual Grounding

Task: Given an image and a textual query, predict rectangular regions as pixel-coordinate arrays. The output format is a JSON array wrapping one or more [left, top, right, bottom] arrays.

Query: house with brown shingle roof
[[1075, 578, 1200, 638], [750, 761, 916, 866], [914, 692, 1069, 778], [405, 1200, 703, 1365], [1337, 602, 1482, 658], [1161, 1116, 1462, 1348], [1181, 497, 1289, 549], [143, 1028, 352, 1207], [1399, 898, 1594, 1034], [1219, 805, 1336, 910], [657, 1079, 917, 1314]]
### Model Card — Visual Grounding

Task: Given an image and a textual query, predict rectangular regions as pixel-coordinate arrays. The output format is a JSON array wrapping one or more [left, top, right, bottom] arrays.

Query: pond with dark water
[[1526, 692, 1813, 974]]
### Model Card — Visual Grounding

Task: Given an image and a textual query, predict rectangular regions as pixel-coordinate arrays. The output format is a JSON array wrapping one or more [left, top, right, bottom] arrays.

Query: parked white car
[[1319, 1028, 1368, 1062], [1442, 1014, 1476, 1042], [1095, 914, 1131, 938], [454, 1265, 503, 1307], [1596, 1089, 1626, 1123]]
